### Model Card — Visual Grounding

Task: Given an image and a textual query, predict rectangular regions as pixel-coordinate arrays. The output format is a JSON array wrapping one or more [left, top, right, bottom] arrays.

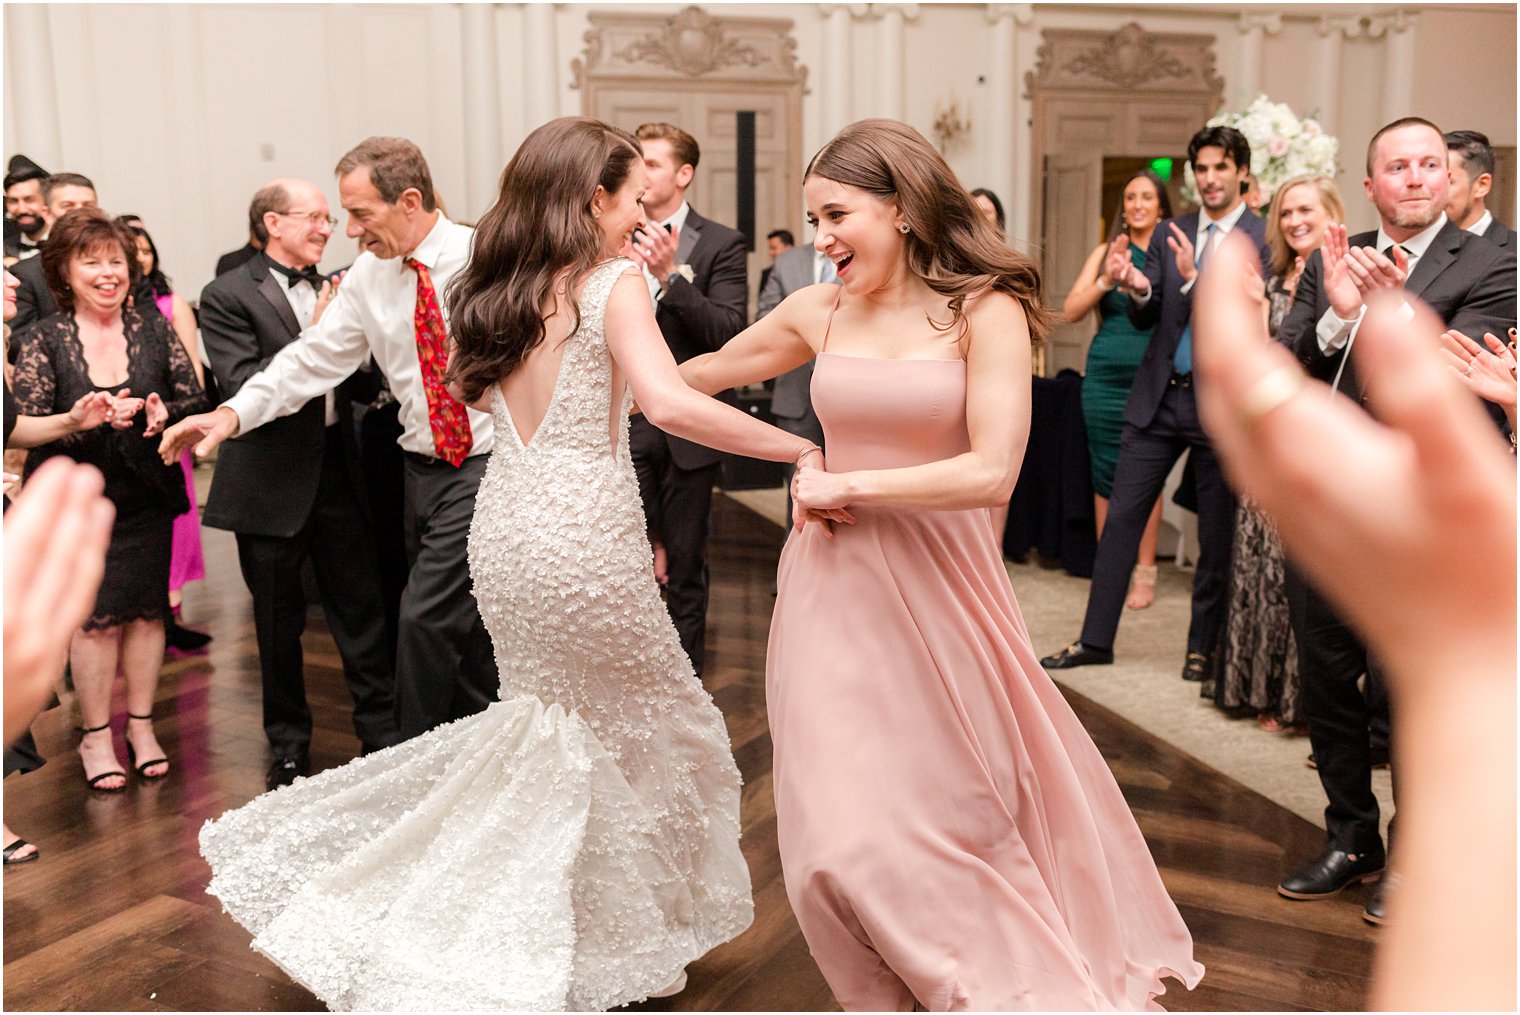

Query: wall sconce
[[932, 95, 970, 153]]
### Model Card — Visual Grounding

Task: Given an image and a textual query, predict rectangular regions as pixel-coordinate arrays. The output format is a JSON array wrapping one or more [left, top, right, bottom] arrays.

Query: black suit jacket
[[10, 249, 57, 335], [1278, 219, 1518, 404], [633, 206, 749, 470], [1482, 218, 1513, 249], [1125, 208, 1270, 428], [215, 242, 261, 278], [199, 255, 369, 537]]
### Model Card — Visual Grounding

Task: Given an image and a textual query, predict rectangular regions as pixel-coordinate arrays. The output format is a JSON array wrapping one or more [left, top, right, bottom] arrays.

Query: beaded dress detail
[[200, 259, 753, 1011]]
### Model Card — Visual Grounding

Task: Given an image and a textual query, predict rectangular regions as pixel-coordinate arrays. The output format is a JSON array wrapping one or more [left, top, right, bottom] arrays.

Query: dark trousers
[[395, 454, 498, 739], [1080, 384, 1237, 654], [632, 435, 720, 678], [235, 426, 400, 757], [1286, 566, 1395, 856], [776, 412, 825, 530]]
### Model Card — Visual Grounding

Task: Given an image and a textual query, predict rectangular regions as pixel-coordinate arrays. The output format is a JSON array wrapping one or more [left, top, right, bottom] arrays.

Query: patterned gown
[[199, 259, 753, 1011]]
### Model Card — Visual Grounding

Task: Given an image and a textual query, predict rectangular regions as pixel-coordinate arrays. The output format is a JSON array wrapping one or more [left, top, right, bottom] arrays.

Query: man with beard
[[4, 156, 49, 260], [1274, 116, 1516, 925], [1041, 125, 1267, 685]]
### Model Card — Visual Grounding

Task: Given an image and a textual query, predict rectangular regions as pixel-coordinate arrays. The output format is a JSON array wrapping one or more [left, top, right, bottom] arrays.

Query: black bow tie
[[271, 261, 324, 290]]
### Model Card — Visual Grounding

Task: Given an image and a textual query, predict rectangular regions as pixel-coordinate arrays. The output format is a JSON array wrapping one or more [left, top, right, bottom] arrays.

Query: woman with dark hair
[[191, 117, 821, 1011], [970, 186, 1005, 231], [122, 219, 212, 654], [1063, 169, 1172, 609], [681, 120, 1201, 1009], [11, 208, 205, 791]]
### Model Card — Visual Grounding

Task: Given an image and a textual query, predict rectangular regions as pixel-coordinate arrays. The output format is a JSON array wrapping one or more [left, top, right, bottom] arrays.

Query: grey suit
[[757, 245, 837, 524]]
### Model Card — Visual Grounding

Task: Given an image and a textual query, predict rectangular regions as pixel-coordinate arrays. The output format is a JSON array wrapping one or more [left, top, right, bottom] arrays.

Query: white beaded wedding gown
[[200, 259, 754, 1011]]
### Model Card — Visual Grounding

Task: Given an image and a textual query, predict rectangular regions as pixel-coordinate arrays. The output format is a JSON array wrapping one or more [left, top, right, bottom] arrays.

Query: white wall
[[5, 3, 1514, 300]]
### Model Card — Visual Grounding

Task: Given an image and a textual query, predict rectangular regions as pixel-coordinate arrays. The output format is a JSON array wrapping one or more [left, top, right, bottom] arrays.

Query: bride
[[172, 118, 826, 1011]]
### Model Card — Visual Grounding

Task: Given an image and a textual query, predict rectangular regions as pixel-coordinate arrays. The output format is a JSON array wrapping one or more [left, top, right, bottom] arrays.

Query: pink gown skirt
[[767, 353, 1203, 1011], [169, 448, 205, 592]]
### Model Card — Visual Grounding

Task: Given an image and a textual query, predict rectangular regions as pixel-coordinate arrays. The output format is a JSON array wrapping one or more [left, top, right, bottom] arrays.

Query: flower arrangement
[[1181, 95, 1340, 206]]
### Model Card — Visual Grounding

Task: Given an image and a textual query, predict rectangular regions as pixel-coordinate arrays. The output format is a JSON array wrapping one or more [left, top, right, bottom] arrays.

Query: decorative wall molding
[[1316, 14, 1365, 40], [1236, 12, 1283, 36], [985, 4, 1034, 28], [572, 5, 806, 89], [1366, 9, 1417, 38], [1025, 22, 1224, 96]]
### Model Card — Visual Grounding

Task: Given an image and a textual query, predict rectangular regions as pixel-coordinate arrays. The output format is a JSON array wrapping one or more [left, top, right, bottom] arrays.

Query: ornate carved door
[[576, 6, 807, 319], [1026, 23, 1224, 375]]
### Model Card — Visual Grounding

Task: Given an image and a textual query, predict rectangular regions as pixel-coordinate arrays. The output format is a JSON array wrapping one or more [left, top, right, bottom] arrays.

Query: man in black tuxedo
[[199, 177, 400, 788], [1446, 129, 1512, 248], [10, 172, 97, 334], [1042, 126, 1266, 682], [626, 122, 748, 678], [4, 156, 49, 260], [1274, 117, 1516, 923]]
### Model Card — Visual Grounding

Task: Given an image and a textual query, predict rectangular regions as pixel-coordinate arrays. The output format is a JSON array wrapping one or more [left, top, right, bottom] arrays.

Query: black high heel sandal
[[125, 712, 169, 781], [77, 722, 128, 793]]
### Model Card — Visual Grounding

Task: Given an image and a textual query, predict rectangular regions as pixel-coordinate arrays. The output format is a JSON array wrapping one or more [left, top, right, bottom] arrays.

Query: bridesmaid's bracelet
[[796, 445, 823, 467]]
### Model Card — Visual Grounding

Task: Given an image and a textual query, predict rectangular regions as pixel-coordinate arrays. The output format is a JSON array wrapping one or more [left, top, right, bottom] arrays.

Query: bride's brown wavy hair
[[805, 119, 1054, 343], [445, 117, 643, 404]]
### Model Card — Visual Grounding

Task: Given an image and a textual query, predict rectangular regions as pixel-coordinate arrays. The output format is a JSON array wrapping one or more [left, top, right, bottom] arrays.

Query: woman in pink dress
[[680, 120, 1203, 1010]]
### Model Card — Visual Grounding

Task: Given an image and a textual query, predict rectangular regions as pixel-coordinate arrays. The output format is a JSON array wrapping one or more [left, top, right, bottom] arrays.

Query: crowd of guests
[[2, 115, 1514, 958]]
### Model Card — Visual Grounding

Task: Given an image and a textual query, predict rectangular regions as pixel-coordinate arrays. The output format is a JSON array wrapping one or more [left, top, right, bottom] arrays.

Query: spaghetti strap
[[820, 285, 844, 353]]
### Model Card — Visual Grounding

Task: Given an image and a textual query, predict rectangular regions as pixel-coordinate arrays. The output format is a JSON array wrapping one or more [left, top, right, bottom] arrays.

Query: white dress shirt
[[1131, 199, 1249, 306], [1315, 213, 1449, 355], [267, 264, 338, 426], [1468, 209, 1494, 237], [226, 214, 494, 458], [640, 200, 692, 303]]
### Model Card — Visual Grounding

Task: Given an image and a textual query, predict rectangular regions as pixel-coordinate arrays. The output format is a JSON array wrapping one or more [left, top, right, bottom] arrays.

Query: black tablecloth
[[1003, 369, 1097, 577]]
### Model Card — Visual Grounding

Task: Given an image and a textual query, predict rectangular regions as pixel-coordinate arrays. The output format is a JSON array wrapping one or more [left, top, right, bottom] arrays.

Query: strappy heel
[[77, 722, 128, 793], [125, 713, 169, 781]]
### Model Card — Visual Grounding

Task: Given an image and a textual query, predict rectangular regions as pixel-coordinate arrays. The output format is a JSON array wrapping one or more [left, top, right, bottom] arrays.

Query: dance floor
[[3, 494, 1378, 1011]]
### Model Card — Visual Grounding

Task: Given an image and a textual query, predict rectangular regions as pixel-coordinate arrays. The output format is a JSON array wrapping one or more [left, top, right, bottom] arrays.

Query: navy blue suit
[[1076, 208, 1270, 658]]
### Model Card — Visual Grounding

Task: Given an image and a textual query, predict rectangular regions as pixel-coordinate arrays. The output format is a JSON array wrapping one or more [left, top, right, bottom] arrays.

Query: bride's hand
[[791, 458, 855, 538]]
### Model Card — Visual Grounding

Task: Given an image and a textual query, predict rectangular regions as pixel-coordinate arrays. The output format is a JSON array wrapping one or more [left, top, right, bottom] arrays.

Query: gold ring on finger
[[1237, 365, 1306, 428]]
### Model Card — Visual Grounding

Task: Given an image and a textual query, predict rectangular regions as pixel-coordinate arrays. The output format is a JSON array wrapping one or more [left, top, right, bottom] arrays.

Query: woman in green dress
[[1063, 169, 1171, 609]]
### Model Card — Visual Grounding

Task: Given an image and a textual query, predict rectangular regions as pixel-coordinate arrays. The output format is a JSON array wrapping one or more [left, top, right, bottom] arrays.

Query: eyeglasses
[[278, 210, 338, 228]]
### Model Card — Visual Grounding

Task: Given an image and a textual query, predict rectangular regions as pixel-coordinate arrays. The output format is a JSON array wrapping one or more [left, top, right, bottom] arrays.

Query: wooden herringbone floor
[[2, 494, 1378, 1011]]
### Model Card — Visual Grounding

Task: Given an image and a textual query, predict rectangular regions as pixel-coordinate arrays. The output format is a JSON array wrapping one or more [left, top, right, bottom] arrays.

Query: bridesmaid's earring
[[897, 222, 910, 235]]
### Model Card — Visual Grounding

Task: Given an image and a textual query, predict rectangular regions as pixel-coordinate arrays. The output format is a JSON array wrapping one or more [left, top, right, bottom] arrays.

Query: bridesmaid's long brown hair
[[805, 119, 1054, 343], [445, 118, 643, 405]]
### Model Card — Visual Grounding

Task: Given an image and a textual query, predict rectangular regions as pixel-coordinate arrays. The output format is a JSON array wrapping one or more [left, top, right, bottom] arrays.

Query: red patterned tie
[[405, 257, 472, 466]]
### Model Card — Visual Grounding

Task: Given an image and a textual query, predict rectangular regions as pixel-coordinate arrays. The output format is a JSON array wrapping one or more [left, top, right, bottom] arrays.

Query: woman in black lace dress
[[11, 209, 206, 791], [1211, 175, 1344, 730]]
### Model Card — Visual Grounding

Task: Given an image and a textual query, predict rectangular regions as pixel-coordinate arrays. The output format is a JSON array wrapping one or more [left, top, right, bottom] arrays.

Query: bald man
[[199, 179, 400, 787]]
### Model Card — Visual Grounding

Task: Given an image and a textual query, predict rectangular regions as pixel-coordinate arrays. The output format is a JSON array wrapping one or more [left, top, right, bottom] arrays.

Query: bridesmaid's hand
[[791, 456, 855, 539]]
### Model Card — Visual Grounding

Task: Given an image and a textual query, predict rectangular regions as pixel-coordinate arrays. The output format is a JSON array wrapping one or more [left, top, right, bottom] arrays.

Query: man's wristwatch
[[665, 264, 695, 289]]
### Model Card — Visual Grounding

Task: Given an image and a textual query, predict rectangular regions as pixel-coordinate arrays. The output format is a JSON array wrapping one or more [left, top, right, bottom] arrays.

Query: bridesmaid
[[1063, 170, 1172, 609], [682, 119, 1203, 1010], [1212, 175, 1344, 731]]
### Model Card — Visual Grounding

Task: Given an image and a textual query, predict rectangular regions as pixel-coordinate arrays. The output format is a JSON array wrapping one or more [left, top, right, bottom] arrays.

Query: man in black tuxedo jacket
[[199, 178, 400, 788], [1273, 118, 1517, 923], [1446, 129, 1513, 248], [626, 123, 748, 678], [1043, 126, 1265, 684], [10, 172, 98, 335]]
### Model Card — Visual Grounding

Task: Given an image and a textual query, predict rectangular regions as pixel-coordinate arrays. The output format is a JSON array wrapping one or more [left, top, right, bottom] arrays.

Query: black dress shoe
[[1039, 641, 1114, 669], [1180, 651, 1210, 682], [266, 753, 310, 789], [1363, 869, 1398, 925], [1277, 845, 1385, 899]]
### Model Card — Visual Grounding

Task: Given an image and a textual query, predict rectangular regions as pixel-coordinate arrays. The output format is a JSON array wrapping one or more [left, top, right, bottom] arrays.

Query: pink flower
[[1269, 136, 1290, 157]]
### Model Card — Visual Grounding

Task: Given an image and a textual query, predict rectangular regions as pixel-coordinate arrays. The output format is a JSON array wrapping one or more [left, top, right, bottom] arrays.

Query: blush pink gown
[[767, 350, 1204, 1011]]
